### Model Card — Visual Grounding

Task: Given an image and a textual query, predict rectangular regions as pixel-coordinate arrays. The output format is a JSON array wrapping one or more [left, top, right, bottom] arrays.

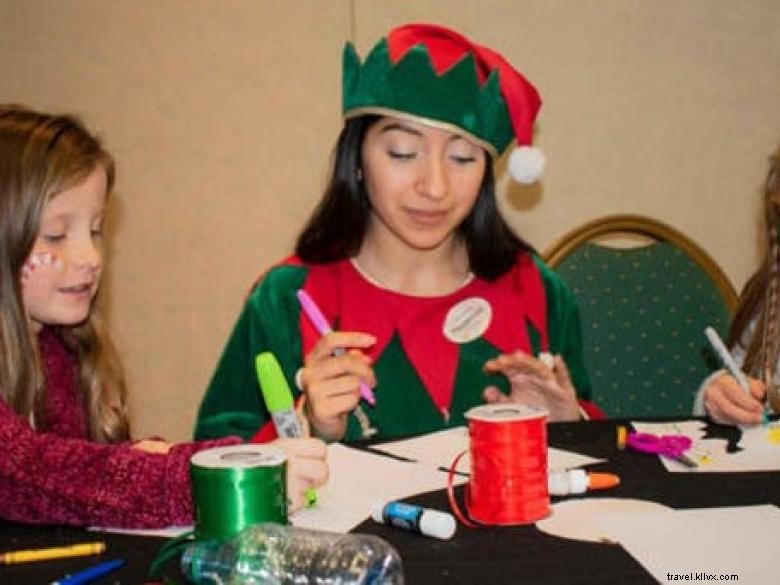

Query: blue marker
[[52, 558, 125, 585]]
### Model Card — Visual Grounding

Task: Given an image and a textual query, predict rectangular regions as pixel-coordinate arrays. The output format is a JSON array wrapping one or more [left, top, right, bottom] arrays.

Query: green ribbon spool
[[190, 444, 288, 541]]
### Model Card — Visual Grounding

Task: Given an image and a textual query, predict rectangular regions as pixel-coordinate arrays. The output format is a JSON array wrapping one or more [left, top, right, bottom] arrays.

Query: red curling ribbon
[[447, 404, 550, 526]]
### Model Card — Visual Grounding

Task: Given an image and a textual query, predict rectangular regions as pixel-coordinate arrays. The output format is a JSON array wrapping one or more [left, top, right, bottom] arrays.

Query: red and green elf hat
[[342, 23, 544, 183]]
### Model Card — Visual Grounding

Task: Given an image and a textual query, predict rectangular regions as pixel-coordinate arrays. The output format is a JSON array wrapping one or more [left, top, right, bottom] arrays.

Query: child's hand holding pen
[[273, 437, 329, 513], [702, 372, 766, 425], [298, 331, 377, 441], [703, 327, 767, 426]]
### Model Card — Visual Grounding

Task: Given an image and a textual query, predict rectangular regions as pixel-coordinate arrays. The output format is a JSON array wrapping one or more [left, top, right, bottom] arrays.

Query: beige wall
[[2, 0, 780, 440]]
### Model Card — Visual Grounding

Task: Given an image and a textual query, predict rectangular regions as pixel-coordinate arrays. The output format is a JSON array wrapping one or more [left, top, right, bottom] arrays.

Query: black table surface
[[1, 418, 775, 584]]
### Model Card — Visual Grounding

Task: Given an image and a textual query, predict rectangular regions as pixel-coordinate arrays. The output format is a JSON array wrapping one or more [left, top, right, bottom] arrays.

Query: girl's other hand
[[273, 437, 328, 513], [132, 439, 173, 454], [703, 372, 766, 425], [298, 331, 376, 441], [482, 351, 581, 421]]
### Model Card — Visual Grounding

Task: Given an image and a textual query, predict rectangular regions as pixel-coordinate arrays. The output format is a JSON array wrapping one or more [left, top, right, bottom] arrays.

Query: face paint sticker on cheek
[[21, 251, 61, 282]]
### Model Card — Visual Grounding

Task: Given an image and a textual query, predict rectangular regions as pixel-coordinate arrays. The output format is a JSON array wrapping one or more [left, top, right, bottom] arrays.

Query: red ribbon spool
[[449, 404, 550, 526]]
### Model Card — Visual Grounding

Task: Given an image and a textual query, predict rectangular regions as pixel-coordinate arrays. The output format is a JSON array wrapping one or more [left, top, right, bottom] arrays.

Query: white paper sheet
[[291, 443, 459, 533], [536, 498, 673, 543], [599, 504, 780, 584], [632, 420, 780, 472], [370, 426, 605, 474]]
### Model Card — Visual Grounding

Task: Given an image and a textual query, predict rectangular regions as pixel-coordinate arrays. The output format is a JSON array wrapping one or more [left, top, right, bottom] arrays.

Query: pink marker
[[296, 289, 376, 406]]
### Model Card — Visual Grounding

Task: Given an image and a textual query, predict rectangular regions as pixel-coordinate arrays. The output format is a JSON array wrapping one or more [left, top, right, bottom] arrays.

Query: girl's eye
[[43, 234, 65, 243], [388, 150, 416, 161], [91, 228, 104, 239], [451, 155, 477, 164]]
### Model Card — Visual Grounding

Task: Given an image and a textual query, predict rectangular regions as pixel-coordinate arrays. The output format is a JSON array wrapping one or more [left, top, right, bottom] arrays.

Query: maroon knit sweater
[[0, 327, 239, 528]]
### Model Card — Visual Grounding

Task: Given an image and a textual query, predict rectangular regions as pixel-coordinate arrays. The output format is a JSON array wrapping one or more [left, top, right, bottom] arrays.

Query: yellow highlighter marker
[[256, 352, 317, 507], [0, 542, 105, 564]]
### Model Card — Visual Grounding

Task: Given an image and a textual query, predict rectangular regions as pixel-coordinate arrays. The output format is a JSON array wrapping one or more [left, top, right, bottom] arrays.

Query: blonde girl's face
[[360, 116, 486, 254], [21, 166, 107, 332]]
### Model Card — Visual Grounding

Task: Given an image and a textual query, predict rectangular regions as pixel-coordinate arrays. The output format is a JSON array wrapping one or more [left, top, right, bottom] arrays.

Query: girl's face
[[21, 166, 107, 331], [360, 116, 487, 254]]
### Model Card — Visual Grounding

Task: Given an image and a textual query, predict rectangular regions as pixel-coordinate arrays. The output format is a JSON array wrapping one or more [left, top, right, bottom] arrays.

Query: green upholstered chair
[[544, 215, 738, 418]]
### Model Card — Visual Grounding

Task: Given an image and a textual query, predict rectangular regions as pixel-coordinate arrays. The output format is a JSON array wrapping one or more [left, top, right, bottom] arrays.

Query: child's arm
[[0, 398, 239, 529]]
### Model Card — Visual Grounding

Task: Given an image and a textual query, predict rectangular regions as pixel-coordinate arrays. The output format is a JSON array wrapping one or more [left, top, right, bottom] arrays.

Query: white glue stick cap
[[420, 509, 457, 540], [371, 501, 386, 524]]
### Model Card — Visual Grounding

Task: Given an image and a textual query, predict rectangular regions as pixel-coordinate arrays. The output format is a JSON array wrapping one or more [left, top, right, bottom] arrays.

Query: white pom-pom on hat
[[508, 145, 545, 184]]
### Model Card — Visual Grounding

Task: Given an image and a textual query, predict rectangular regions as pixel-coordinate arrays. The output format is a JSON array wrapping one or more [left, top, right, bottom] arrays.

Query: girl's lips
[[59, 282, 94, 297], [407, 208, 448, 225]]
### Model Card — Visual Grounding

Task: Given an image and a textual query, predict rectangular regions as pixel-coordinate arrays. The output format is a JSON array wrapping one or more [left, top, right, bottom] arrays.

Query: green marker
[[255, 352, 317, 506]]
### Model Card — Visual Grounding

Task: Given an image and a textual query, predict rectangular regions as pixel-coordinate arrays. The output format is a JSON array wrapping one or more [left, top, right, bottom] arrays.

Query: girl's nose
[[73, 238, 102, 273], [418, 156, 448, 200]]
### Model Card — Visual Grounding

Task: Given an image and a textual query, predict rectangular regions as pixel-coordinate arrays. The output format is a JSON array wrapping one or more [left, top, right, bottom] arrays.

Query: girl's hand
[[298, 332, 376, 441], [703, 372, 766, 425], [272, 437, 328, 513], [482, 352, 581, 421], [132, 439, 173, 454]]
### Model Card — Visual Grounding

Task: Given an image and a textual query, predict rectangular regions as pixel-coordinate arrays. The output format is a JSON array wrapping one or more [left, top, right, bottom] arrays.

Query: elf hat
[[342, 23, 544, 183]]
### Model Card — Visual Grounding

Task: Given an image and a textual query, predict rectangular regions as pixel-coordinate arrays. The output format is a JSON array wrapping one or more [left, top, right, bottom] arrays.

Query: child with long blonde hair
[[0, 104, 327, 528], [696, 144, 780, 424]]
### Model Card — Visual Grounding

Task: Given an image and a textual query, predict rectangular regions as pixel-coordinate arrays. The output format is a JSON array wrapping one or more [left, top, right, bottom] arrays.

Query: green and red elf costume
[[194, 254, 601, 443], [194, 23, 603, 443]]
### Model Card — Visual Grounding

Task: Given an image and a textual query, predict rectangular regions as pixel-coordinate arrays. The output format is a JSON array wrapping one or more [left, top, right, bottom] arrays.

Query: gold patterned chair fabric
[[544, 215, 738, 417]]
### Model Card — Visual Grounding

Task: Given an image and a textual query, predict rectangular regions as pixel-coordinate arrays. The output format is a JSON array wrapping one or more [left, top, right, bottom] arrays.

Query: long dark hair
[[295, 115, 534, 280]]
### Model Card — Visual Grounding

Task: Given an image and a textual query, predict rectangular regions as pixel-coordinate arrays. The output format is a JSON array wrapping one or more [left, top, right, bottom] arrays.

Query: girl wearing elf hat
[[195, 23, 602, 443]]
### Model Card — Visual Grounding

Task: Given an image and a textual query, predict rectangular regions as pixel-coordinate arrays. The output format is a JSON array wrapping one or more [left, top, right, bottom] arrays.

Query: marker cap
[[419, 509, 457, 540], [256, 352, 294, 412]]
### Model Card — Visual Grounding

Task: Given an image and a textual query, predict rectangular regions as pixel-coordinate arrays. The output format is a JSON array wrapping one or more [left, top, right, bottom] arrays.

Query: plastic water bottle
[[181, 522, 405, 584]]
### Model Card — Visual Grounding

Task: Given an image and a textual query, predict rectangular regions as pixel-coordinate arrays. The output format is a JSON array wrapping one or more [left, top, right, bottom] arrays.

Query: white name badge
[[443, 297, 492, 344]]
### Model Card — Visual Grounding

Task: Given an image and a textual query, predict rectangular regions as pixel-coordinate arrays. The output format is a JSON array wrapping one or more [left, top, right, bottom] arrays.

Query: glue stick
[[547, 469, 620, 496], [372, 501, 456, 540]]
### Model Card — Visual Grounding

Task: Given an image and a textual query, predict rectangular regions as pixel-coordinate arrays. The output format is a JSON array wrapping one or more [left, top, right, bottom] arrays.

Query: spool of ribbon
[[190, 444, 288, 541], [448, 403, 550, 526]]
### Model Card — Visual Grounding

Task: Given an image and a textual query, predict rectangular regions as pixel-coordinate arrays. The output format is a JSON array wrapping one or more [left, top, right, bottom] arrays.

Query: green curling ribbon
[[190, 444, 288, 541]]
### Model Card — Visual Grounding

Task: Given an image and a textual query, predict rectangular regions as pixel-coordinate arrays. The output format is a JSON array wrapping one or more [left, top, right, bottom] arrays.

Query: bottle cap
[[419, 509, 457, 540]]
